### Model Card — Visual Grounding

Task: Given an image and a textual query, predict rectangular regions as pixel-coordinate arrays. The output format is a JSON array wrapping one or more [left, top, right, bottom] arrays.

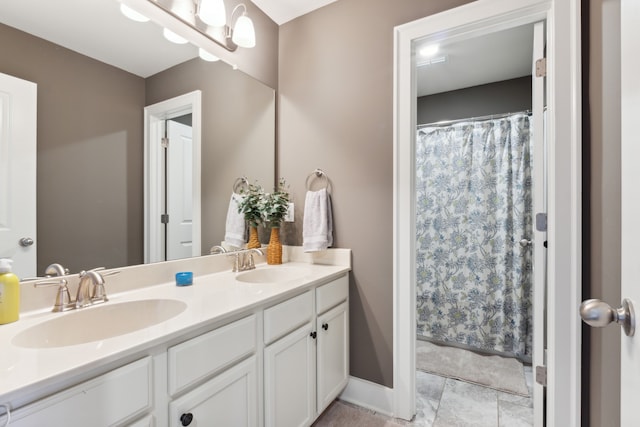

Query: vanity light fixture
[[230, 4, 255, 48], [121, 0, 257, 52], [197, 0, 226, 27]]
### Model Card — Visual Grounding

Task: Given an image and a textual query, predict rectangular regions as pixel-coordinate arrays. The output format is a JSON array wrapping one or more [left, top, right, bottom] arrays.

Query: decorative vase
[[266, 227, 282, 265], [247, 225, 261, 249]]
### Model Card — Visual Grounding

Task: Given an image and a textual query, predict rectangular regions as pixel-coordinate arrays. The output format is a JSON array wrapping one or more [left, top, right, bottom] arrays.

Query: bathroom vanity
[[0, 248, 350, 426]]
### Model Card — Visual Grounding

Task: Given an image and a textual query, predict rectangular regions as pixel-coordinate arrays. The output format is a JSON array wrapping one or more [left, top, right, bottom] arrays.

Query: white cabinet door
[[316, 301, 349, 415], [169, 356, 258, 427], [264, 323, 315, 427]]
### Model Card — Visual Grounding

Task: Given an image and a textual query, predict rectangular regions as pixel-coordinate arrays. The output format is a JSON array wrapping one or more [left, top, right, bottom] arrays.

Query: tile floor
[[314, 367, 534, 427]]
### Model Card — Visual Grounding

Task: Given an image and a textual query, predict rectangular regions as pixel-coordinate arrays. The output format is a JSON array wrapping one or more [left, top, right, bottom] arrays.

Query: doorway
[[412, 21, 541, 426], [393, 0, 582, 425], [144, 91, 202, 264]]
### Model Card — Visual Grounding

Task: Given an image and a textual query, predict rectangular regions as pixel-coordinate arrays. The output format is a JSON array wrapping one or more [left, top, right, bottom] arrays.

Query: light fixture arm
[[140, 0, 239, 52], [230, 3, 248, 25]]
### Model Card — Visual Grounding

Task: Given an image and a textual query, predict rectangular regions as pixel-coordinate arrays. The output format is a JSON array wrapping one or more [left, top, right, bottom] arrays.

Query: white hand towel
[[224, 193, 246, 248], [303, 188, 333, 252]]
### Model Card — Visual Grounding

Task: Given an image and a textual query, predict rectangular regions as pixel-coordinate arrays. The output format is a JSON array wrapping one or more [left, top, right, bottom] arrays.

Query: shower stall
[[415, 111, 533, 360]]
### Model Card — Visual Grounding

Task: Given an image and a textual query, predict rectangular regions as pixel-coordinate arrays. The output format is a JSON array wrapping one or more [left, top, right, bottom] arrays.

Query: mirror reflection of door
[[0, 72, 37, 278], [164, 116, 193, 261]]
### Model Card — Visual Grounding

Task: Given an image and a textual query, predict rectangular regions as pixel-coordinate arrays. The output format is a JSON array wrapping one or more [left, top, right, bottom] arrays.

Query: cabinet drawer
[[168, 314, 256, 396], [264, 290, 313, 345], [10, 357, 152, 427], [316, 275, 348, 314], [169, 356, 258, 427]]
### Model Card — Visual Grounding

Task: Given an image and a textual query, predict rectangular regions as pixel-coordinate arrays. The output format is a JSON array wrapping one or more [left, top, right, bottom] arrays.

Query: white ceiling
[[0, 0, 533, 94], [251, 0, 339, 25], [415, 24, 534, 97], [0, 0, 198, 77]]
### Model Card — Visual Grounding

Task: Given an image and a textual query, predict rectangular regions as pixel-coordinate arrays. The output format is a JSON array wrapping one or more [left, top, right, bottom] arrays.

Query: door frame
[[144, 91, 202, 263], [392, 0, 582, 425]]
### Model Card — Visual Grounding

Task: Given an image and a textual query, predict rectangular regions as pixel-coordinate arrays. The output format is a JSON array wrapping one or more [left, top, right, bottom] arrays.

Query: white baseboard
[[338, 376, 395, 417]]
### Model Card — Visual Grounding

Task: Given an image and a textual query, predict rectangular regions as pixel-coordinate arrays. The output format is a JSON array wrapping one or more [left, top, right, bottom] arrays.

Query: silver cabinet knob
[[580, 298, 635, 337], [19, 237, 34, 247]]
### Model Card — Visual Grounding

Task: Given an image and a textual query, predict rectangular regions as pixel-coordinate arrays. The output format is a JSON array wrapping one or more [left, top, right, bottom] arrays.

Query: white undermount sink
[[12, 299, 187, 349], [235, 266, 310, 284]]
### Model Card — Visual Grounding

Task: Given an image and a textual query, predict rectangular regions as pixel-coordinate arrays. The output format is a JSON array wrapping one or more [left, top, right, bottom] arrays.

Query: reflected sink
[[12, 299, 187, 348], [235, 266, 310, 284]]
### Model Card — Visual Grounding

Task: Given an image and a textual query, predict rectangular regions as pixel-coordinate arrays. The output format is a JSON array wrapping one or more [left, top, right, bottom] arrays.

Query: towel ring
[[306, 169, 330, 192], [233, 177, 249, 193]]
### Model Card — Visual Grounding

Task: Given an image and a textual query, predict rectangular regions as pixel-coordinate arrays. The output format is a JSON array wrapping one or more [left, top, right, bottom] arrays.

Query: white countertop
[[0, 260, 350, 408]]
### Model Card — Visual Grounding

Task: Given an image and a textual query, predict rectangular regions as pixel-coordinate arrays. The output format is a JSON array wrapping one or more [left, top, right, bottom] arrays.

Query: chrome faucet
[[31, 267, 119, 312], [245, 248, 263, 270], [229, 248, 264, 272], [76, 270, 106, 308], [210, 245, 227, 254]]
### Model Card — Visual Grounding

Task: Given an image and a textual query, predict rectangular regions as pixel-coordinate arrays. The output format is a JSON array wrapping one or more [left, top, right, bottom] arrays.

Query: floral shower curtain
[[415, 112, 533, 358]]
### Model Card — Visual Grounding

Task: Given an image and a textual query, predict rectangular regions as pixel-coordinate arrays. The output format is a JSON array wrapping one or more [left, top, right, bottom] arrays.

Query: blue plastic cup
[[175, 271, 193, 286]]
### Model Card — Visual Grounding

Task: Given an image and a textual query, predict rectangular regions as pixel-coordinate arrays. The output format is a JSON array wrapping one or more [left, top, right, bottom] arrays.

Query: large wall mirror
[[0, 0, 275, 275]]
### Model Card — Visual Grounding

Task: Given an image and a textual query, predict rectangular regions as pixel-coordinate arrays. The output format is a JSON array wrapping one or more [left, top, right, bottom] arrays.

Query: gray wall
[[0, 23, 146, 273], [586, 0, 620, 425], [417, 76, 532, 125], [278, 0, 473, 387]]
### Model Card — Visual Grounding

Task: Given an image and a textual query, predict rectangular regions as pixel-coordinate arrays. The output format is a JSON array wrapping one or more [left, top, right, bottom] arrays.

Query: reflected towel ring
[[306, 168, 330, 192], [233, 177, 249, 193]]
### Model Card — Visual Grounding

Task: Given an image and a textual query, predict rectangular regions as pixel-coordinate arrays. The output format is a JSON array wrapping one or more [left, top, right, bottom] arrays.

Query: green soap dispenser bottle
[[0, 258, 20, 324]]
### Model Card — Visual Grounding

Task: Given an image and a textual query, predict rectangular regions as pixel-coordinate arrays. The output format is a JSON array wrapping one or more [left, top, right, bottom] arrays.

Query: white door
[[620, 0, 640, 423], [0, 73, 37, 279], [166, 119, 193, 261], [530, 21, 547, 427]]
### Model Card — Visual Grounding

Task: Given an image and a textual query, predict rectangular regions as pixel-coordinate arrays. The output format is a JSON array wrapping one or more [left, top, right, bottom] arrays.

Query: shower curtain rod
[[417, 109, 533, 129]]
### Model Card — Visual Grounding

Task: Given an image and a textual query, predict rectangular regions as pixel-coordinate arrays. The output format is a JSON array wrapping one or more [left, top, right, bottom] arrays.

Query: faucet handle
[[34, 278, 73, 312], [44, 263, 69, 277]]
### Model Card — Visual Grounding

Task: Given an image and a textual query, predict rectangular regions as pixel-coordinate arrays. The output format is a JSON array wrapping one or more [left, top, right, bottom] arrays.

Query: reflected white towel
[[303, 188, 333, 252], [224, 193, 246, 248]]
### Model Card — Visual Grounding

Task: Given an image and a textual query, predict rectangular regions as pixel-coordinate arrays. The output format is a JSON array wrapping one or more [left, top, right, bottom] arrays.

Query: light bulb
[[163, 28, 188, 44], [419, 44, 439, 58], [199, 0, 226, 27], [198, 48, 220, 62], [232, 14, 255, 48], [120, 4, 149, 22]]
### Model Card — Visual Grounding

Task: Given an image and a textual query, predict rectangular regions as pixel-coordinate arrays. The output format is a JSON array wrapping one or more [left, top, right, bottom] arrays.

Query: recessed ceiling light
[[419, 44, 439, 58]]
